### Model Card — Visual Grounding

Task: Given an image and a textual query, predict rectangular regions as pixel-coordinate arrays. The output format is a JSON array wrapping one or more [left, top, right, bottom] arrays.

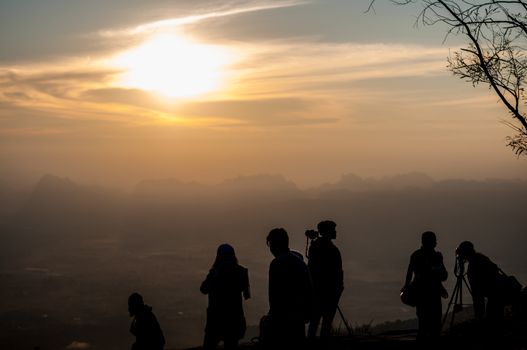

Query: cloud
[[226, 41, 448, 100], [178, 98, 339, 126], [0, 39, 452, 130], [97, 0, 310, 38], [0, 0, 456, 131], [2, 91, 31, 100], [81, 87, 337, 126]]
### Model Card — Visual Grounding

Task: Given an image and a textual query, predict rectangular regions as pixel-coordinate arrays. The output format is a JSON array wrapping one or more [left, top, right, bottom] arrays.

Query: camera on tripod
[[304, 229, 319, 240], [454, 248, 467, 277], [442, 249, 472, 330], [304, 230, 319, 259]]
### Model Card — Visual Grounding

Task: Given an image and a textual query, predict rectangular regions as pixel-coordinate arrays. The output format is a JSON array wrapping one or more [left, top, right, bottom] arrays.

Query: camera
[[305, 229, 319, 240], [454, 252, 467, 277]]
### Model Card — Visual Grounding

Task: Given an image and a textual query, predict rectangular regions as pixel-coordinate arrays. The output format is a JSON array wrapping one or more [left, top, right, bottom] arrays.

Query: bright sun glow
[[111, 34, 232, 98]]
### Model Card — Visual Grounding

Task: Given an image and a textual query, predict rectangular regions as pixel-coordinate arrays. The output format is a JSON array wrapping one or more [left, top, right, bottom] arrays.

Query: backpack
[[497, 268, 523, 304], [400, 282, 418, 307]]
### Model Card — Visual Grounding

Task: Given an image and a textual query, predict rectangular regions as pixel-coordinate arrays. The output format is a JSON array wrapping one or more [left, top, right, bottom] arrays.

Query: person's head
[[456, 241, 475, 261], [266, 228, 289, 257], [213, 243, 238, 267], [317, 220, 337, 239], [421, 231, 437, 249], [128, 292, 144, 317]]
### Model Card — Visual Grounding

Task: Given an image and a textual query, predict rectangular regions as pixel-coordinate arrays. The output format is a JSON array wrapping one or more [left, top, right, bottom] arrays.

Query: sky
[[1, 0, 526, 188]]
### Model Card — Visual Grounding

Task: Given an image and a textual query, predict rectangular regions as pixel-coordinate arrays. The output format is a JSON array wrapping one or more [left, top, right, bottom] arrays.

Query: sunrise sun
[[111, 34, 232, 98]]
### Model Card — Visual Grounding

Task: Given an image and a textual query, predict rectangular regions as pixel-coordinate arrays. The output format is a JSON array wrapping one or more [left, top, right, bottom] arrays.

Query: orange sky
[[1, 0, 525, 187]]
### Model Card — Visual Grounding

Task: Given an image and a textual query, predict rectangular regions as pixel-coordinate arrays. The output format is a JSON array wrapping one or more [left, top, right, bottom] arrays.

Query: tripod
[[442, 257, 472, 331]]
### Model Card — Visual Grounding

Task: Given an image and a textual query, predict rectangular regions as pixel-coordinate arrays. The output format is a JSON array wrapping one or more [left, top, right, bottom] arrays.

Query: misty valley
[[1, 173, 526, 349]]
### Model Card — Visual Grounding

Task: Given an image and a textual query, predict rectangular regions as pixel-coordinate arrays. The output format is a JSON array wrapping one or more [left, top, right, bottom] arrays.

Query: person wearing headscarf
[[201, 243, 250, 350]]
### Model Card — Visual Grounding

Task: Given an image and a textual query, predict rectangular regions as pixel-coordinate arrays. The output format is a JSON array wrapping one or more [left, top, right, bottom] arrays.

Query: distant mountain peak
[[313, 172, 436, 194], [32, 174, 80, 195], [219, 174, 299, 191]]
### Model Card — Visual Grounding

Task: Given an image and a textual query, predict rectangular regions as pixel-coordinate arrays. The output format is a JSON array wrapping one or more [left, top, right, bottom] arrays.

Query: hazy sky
[[1, 0, 526, 187]]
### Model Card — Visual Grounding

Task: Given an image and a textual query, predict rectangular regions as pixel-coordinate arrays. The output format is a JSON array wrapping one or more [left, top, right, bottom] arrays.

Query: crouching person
[[128, 292, 165, 350]]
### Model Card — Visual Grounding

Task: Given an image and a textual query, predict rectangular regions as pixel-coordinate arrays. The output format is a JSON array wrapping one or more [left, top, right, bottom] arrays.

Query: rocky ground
[[181, 323, 527, 350]]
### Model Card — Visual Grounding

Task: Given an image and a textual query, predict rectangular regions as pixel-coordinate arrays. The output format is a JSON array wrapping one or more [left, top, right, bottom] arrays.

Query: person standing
[[307, 220, 344, 344], [403, 231, 448, 343], [128, 292, 165, 350], [200, 244, 250, 350], [266, 228, 312, 350]]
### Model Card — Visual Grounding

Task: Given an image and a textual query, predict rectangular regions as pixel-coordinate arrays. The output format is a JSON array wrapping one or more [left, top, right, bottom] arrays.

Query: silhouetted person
[[403, 231, 447, 343], [128, 292, 165, 350], [266, 228, 312, 350], [200, 243, 250, 350], [307, 220, 344, 344], [456, 241, 506, 328]]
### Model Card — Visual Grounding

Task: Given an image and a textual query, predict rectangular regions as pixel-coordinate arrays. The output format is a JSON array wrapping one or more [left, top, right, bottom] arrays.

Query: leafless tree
[[370, 0, 527, 155]]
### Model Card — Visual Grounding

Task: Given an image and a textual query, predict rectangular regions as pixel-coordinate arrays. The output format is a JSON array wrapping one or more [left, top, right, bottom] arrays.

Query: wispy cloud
[[227, 41, 448, 99], [0, 0, 459, 131], [98, 0, 310, 38], [0, 39, 453, 131]]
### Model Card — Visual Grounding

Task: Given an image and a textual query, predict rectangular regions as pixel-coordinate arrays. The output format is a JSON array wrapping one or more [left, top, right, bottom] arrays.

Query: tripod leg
[[337, 306, 353, 337], [462, 276, 472, 296], [450, 283, 460, 329], [442, 283, 456, 328], [449, 277, 466, 330], [442, 279, 463, 331]]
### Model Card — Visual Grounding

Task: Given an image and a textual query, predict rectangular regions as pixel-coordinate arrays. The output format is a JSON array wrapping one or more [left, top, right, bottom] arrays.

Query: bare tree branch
[[370, 0, 527, 155]]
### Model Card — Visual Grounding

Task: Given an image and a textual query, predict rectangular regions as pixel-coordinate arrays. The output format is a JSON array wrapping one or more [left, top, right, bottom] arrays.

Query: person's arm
[[200, 269, 216, 295], [243, 268, 251, 300], [336, 248, 344, 293], [303, 263, 314, 323], [130, 318, 138, 336], [404, 255, 414, 288], [268, 259, 287, 315], [307, 243, 315, 270], [267, 260, 276, 312], [436, 252, 448, 282]]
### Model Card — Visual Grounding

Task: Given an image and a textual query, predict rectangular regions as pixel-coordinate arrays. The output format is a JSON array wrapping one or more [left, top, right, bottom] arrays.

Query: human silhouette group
[[402, 233, 524, 346], [127, 223, 524, 350]]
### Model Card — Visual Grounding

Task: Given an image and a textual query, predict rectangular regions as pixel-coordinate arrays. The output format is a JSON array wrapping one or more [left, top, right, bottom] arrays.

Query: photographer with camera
[[456, 241, 522, 331], [306, 220, 344, 345], [457, 241, 503, 324]]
